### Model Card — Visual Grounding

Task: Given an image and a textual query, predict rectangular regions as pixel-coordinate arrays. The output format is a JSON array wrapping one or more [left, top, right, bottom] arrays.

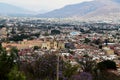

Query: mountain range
[[37, 0, 120, 20], [0, 0, 120, 20], [0, 3, 32, 17]]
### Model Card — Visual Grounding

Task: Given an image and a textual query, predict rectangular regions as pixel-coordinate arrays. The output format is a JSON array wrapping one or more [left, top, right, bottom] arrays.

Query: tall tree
[[77, 55, 96, 73], [0, 44, 20, 80]]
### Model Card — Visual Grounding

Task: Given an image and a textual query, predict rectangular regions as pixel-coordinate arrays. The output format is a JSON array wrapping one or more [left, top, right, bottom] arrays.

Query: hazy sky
[[0, 0, 93, 12]]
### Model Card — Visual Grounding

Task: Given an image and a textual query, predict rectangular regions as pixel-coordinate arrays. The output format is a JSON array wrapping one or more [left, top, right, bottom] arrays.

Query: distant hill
[[37, 0, 120, 20], [0, 3, 32, 17]]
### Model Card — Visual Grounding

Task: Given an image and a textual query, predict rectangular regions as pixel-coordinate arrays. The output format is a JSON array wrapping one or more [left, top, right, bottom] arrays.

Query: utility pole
[[57, 17, 61, 80], [56, 53, 59, 80]]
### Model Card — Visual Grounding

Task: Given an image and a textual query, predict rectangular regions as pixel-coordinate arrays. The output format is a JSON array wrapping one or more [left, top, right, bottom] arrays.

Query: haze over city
[[0, 0, 93, 12]]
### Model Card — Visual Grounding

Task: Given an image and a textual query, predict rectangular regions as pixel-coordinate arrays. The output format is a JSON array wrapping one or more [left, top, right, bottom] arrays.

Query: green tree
[[94, 60, 120, 80], [33, 46, 40, 50], [97, 60, 117, 71], [62, 61, 78, 80], [8, 66, 26, 80], [23, 53, 58, 80], [51, 29, 61, 35], [84, 38, 91, 44], [77, 55, 96, 73], [0, 43, 19, 80]]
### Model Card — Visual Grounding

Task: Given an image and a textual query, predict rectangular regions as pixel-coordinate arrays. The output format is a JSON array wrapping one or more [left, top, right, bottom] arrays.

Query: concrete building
[[41, 39, 65, 50], [0, 27, 7, 39]]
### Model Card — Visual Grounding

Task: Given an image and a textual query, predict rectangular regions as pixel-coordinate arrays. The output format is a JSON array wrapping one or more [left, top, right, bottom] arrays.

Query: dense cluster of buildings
[[0, 17, 120, 73]]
